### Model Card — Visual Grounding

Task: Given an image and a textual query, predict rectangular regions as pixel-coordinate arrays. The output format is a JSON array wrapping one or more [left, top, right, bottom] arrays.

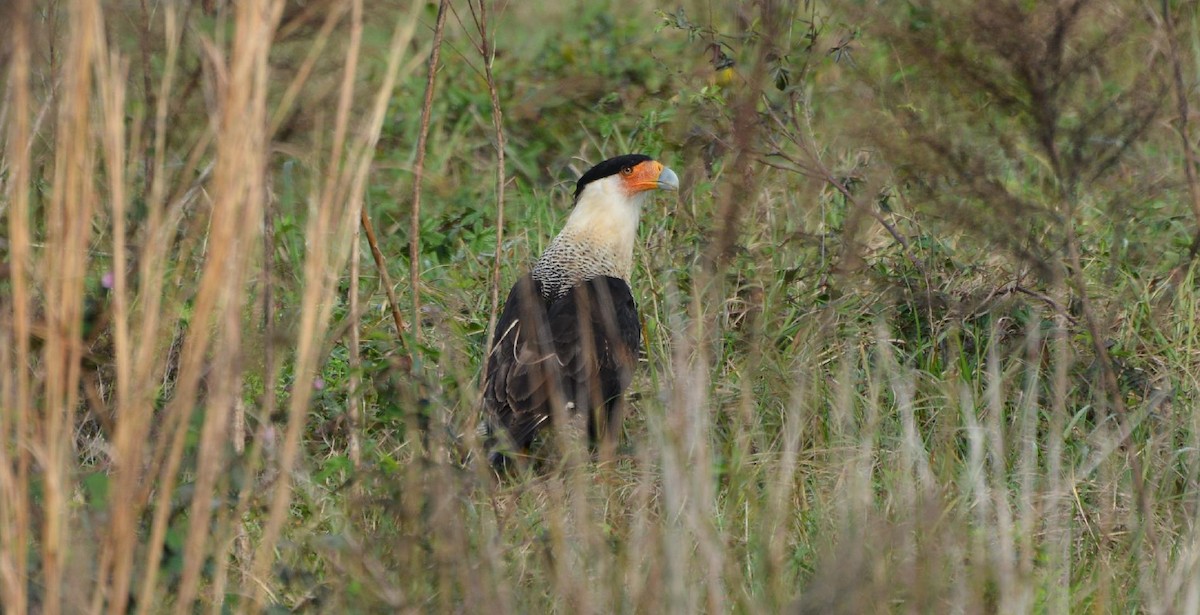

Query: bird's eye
[[621, 166, 634, 176]]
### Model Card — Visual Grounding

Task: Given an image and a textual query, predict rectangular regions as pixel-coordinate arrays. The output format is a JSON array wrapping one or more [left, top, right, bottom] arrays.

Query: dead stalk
[[109, 5, 184, 610], [173, 0, 283, 608], [41, 4, 104, 610], [346, 0, 365, 473], [360, 211, 409, 339], [95, 36, 132, 615], [470, 0, 508, 360], [1, 0, 34, 612], [348, 216, 364, 469], [409, 0, 451, 344], [245, 4, 420, 610]]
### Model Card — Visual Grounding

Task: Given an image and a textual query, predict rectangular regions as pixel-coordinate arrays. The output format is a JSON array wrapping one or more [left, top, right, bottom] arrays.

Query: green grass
[[3, 0, 1200, 612]]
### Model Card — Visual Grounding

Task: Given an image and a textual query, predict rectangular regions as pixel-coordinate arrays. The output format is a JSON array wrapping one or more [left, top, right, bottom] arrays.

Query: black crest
[[573, 154, 652, 200]]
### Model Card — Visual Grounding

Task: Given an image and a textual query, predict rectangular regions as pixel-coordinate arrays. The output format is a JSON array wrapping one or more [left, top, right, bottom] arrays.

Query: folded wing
[[483, 275, 641, 456]]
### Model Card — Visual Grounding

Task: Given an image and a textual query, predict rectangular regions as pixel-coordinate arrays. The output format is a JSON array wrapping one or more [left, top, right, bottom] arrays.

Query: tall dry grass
[[0, 1, 420, 611], [1, 0, 1199, 613]]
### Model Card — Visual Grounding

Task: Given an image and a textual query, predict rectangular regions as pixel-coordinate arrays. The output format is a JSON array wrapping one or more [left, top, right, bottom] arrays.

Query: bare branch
[[408, 0, 451, 344], [474, 0, 509, 362]]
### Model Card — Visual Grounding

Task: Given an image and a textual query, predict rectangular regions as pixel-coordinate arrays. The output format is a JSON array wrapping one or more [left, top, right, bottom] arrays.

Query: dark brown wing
[[483, 274, 559, 454], [482, 275, 641, 457], [545, 276, 641, 444]]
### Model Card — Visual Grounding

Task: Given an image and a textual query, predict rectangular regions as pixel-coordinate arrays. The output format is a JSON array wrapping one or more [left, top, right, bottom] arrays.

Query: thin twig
[[1010, 284, 1079, 327], [409, 0, 450, 344], [703, 60, 768, 269], [341, 0, 375, 470], [763, 103, 928, 277], [340, 1, 367, 475], [360, 209, 409, 339], [347, 8, 365, 465], [471, 0, 507, 360], [825, 171, 925, 277], [137, 0, 156, 197], [348, 205, 363, 470]]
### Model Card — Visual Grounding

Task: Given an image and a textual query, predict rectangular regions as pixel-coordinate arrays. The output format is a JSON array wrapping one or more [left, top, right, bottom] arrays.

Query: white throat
[[532, 175, 647, 296]]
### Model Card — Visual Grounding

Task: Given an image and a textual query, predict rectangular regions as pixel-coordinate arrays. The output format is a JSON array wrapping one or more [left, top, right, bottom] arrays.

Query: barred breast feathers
[[532, 174, 647, 297]]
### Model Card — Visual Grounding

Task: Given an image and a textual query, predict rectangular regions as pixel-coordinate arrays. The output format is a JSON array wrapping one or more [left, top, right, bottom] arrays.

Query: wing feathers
[[482, 274, 641, 455]]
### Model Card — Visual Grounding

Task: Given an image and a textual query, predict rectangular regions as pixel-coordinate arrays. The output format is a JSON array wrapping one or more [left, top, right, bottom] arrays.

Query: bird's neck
[[532, 187, 644, 297]]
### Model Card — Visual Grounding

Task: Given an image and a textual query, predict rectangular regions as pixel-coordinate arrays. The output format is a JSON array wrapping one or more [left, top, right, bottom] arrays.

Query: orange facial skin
[[619, 160, 666, 195]]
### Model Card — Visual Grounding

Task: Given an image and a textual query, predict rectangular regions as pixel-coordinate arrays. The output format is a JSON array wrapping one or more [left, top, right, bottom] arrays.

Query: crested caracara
[[483, 154, 679, 467]]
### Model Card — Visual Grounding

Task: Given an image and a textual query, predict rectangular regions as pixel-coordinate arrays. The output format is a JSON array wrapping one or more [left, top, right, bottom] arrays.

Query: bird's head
[[573, 154, 680, 202], [559, 154, 678, 249], [537, 154, 678, 285]]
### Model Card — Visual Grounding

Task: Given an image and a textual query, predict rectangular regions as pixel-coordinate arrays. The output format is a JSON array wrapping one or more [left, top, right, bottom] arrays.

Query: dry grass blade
[[93, 28, 133, 615], [105, 6, 188, 608], [244, 2, 421, 610], [1, 0, 35, 612], [3, 0, 1200, 611], [38, 5, 106, 611], [171, 0, 284, 609]]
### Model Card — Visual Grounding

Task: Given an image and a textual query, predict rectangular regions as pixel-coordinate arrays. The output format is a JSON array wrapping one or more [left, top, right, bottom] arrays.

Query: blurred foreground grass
[[2, 0, 1200, 612]]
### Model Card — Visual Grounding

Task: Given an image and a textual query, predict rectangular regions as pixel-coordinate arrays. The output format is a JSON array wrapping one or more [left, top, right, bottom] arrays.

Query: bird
[[482, 154, 679, 468]]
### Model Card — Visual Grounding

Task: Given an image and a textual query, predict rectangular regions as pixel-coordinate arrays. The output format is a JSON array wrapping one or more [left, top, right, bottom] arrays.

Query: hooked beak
[[656, 166, 679, 191], [624, 160, 681, 194]]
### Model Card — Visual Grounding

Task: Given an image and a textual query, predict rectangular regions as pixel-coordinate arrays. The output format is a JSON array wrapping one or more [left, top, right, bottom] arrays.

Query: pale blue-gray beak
[[657, 166, 680, 191]]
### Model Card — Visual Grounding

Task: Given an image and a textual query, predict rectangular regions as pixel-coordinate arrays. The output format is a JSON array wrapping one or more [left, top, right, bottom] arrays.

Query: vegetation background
[[2, 0, 1199, 612]]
